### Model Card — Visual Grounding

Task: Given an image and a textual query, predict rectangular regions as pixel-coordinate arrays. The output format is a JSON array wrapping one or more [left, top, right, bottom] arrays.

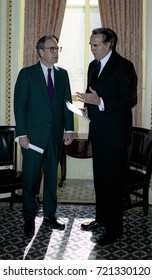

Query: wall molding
[[5, 0, 12, 125], [0, 0, 25, 126]]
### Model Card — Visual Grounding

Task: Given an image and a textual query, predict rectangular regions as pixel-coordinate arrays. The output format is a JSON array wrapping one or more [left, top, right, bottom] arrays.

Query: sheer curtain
[[98, 0, 142, 126], [24, 0, 67, 66]]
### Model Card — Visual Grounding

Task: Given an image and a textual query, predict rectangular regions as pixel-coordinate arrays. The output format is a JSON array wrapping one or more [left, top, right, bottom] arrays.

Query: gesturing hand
[[76, 87, 100, 105]]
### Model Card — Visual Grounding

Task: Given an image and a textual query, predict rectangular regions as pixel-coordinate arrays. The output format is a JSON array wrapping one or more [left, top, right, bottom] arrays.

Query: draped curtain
[[98, 0, 142, 126], [24, 0, 67, 66]]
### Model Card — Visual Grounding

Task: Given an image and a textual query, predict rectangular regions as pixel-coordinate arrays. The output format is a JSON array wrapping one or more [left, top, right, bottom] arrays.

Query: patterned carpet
[[57, 179, 95, 204], [0, 201, 152, 260]]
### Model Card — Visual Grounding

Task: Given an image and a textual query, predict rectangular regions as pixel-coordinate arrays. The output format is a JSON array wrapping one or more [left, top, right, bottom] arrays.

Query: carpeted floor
[[0, 202, 152, 260], [1, 179, 152, 260], [57, 179, 95, 204]]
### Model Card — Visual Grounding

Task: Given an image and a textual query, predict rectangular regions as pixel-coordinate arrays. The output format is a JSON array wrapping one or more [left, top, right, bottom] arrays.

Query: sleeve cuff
[[98, 97, 105, 111]]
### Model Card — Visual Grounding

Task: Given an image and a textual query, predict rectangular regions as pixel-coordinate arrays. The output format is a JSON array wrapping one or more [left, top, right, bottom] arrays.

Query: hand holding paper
[[15, 137, 44, 154], [66, 101, 90, 122]]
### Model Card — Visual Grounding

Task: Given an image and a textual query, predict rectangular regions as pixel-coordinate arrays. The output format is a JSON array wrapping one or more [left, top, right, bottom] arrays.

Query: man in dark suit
[[76, 28, 137, 245], [14, 35, 74, 235]]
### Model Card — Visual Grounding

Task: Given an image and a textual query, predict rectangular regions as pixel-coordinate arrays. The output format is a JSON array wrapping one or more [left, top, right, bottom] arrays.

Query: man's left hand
[[64, 132, 73, 145]]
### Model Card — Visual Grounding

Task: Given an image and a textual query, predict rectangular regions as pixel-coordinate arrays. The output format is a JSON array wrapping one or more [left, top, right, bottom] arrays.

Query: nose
[[90, 45, 94, 51]]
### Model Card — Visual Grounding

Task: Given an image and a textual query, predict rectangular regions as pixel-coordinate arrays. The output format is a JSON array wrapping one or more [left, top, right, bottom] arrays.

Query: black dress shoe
[[97, 232, 122, 246], [81, 220, 103, 231], [43, 217, 65, 230], [24, 219, 35, 236]]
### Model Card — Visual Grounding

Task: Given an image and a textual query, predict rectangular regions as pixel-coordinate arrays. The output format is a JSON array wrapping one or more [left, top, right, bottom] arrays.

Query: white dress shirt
[[98, 50, 112, 111], [40, 62, 55, 85]]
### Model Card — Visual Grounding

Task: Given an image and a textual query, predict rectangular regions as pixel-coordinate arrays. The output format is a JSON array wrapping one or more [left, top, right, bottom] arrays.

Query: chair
[[0, 126, 22, 208], [124, 126, 152, 216]]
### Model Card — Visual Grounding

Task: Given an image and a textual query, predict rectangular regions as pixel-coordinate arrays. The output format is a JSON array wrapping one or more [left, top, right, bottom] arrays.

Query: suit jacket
[[86, 51, 138, 150], [14, 62, 74, 150]]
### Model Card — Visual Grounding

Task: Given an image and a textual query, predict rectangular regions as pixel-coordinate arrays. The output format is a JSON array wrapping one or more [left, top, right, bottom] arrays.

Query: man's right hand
[[19, 136, 30, 149]]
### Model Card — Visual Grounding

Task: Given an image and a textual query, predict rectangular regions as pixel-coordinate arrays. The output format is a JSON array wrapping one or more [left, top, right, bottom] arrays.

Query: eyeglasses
[[43, 46, 62, 53]]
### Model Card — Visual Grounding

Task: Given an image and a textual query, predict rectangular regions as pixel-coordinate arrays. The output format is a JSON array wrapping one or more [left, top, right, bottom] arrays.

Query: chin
[[93, 55, 98, 60]]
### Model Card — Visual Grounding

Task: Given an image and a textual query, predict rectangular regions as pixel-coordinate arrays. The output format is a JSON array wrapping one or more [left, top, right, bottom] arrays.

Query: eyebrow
[[89, 43, 102, 47]]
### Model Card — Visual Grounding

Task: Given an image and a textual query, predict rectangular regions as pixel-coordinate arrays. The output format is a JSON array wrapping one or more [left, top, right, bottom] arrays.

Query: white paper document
[[15, 137, 44, 154], [66, 101, 90, 123]]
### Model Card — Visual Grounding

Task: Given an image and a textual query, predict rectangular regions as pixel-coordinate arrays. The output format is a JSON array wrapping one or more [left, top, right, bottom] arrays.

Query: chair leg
[[144, 205, 149, 216], [143, 188, 149, 216], [10, 190, 15, 208], [124, 193, 132, 209]]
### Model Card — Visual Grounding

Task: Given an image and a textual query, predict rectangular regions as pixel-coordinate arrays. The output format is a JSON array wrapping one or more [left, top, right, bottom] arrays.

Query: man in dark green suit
[[76, 28, 137, 245], [14, 35, 74, 235]]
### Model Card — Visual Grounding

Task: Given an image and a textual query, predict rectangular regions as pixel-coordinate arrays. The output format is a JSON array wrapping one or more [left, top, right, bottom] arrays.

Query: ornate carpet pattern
[[57, 179, 95, 204], [0, 202, 152, 260]]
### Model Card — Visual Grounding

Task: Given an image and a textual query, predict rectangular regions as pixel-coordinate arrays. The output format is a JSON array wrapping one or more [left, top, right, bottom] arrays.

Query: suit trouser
[[22, 136, 60, 221], [92, 147, 127, 236]]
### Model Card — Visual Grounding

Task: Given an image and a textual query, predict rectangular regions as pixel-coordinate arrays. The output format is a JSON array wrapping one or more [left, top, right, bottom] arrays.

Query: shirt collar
[[40, 61, 59, 72], [40, 62, 53, 72], [100, 50, 112, 68]]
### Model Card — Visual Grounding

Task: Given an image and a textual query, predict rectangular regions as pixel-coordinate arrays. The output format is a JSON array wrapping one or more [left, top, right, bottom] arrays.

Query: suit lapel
[[98, 52, 116, 81], [34, 62, 48, 95], [54, 66, 63, 103], [33, 62, 54, 107], [33, 64, 63, 105], [54, 66, 60, 91]]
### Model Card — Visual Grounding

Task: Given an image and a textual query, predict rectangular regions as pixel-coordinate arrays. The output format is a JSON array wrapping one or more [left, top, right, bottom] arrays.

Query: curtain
[[24, 0, 67, 66], [98, 0, 142, 127]]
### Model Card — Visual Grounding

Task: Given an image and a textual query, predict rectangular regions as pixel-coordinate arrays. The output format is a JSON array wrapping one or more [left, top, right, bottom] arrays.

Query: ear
[[106, 42, 111, 50], [39, 49, 44, 57]]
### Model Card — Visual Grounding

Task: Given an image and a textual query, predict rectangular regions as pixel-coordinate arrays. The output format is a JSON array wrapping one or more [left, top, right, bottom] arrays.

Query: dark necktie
[[47, 68, 54, 100], [90, 60, 101, 88], [95, 60, 101, 77]]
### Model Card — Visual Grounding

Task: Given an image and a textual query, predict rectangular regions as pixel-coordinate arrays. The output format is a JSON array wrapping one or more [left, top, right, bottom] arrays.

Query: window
[[59, 0, 101, 94]]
